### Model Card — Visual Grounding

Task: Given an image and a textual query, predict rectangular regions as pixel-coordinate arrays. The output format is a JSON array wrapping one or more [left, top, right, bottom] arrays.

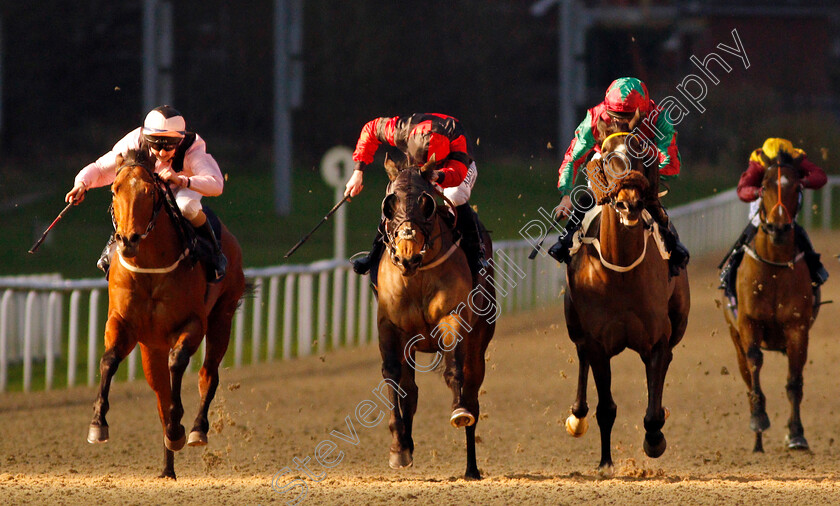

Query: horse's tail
[[238, 281, 257, 309]]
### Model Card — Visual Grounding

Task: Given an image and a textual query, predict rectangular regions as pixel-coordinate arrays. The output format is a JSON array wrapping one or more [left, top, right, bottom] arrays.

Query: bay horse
[[563, 120, 690, 477], [375, 155, 495, 480], [86, 149, 246, 479], [722, 152, 815, 452]]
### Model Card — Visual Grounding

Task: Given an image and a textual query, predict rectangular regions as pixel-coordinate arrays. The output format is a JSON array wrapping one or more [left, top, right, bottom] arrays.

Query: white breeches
[[441, 161, 477, 207], [175, 187, 203, 221]]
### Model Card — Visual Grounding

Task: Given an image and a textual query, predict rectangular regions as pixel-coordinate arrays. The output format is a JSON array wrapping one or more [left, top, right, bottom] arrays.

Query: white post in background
[[320, 146, 354, 260], [143, 0, 174, 113]]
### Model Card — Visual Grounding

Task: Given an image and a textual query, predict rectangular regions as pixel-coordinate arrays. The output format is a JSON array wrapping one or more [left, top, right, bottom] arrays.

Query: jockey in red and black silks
[[546, 77, 689, 276], [719, 137, 829, 302], [345, 113, 488, 278]]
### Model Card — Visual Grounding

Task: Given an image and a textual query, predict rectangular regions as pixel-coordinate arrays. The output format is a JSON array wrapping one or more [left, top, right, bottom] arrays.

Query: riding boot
[[718, 223, 757, 294], [196, 221, 227, 283], [546, 207, 584, 264], [96, 235, 116, 279], [647, 200, 689, 277], [455, 203, 490, 277], [352, 222, 386, 275], [794, 223, 829, 286]]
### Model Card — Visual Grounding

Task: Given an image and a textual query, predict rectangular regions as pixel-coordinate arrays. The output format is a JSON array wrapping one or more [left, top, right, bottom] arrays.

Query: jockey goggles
[[144, 135, 181, 151]]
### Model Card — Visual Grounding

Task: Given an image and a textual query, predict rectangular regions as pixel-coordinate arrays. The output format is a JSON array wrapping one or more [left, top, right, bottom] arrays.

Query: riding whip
[[284, 195, 350, 258], [28, 200, 76, 254]]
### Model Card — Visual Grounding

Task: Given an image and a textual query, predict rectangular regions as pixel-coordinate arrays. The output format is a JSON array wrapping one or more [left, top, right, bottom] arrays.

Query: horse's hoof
[[597, 463, 614, 479], [663, 406, 670, 420], [158, 471, 177, 480], [644, 433, 667, 458], [565, 414, 588, 437], [165, 432, 186, 452], [87, 424, 109, 444], [464, 468, 482, 480], [450, 408, 475, 428], [750, 412, 771, 432], [389, 449, 413, 469], [785, 434, 810, 450], [188, 430, 208, 447]]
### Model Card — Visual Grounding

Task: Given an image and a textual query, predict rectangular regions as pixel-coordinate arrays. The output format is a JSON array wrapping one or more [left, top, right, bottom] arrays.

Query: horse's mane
[[123, 148, 153, 170]]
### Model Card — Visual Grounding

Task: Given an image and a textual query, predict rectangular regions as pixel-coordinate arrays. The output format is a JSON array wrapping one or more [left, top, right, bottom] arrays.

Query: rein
[[112, 161, 194, 274]]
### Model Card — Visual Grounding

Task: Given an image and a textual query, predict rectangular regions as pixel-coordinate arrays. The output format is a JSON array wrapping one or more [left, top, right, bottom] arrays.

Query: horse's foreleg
[[566, 344, 591, 438], [380, 324, 411, 469], [785, 329, 809, 450], [591, 355, 616, 477], [643, 340, 672, 459], [398, 361, 418, 461], [88, 318, 136, 444], [140, 344, 177, 479], [166, 318, 203, 453], [743, 321, 770, 452], [190, 301, 235, 447]]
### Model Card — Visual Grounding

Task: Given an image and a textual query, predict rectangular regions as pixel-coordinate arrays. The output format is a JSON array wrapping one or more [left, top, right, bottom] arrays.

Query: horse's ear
[[382, 193, 398, 220], [384, 153, 400, 181], [595, 115, 609, 140], [628, 108, 642, 131], [758, 150, 772, 168], [420, 154, 437, 181]]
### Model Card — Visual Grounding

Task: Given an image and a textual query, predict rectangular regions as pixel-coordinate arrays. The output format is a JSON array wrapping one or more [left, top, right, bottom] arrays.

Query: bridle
[[747, 162, 804, 268], [110, 160, 193, 274]]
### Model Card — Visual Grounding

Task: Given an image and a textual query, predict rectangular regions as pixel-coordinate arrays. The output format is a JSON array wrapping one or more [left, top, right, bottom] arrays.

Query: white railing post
[[45, 292, 61, 390], [128, 346, 139, 382], [822, 184, 832, 230], [251, 277, 264, 364], [331, 267, 344, 349], [234, 297, 246, 367], [317, 271, 328, 353], [0, 290, 12, 392], [358, 279, 370, 345], [298, 274, 313, 356], [267, 276, 280, 361], [68, 290, 81, 387], [88, 289, 101, 386], [283, 275, 295, 359], [23, 291, 37, 392], [345, 270, 357, 346]]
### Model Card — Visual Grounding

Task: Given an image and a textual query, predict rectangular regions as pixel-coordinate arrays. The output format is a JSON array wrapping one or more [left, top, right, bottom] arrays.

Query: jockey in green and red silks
[[547, 77, 689, 276]]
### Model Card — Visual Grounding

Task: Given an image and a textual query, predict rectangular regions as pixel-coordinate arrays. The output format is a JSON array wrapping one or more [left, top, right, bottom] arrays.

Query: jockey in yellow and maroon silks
[[719, 137, 829, 302], [547, 77, 689, 276]]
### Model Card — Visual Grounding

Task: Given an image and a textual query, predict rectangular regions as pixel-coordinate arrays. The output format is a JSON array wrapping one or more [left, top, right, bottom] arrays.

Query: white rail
[[3, 180, 838, 393]]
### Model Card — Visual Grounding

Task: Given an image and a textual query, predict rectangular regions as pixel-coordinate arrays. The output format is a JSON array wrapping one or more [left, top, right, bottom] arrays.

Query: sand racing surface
[[3, 233, 840, 504]]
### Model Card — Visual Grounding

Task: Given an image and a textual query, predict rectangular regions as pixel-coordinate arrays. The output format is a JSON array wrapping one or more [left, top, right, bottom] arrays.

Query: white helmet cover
[[142, 105, 186, 138]]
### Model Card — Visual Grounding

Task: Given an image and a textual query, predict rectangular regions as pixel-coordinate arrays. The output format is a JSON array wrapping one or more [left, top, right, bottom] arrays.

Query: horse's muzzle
[[394, 253, 423, 276], [115, 232, 141, 257]]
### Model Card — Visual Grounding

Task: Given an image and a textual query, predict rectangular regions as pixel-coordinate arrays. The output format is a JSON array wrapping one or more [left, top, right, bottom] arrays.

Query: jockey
[[546, 77, 689, 276], [344, 113, 489, 277], [719, 137, 828, 299], [64, 105, 227, 282]]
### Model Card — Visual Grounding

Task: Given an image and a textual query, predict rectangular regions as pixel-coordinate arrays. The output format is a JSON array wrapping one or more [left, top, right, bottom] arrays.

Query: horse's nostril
[[410, 254, 423, 265], [130, 233, 141, 244]]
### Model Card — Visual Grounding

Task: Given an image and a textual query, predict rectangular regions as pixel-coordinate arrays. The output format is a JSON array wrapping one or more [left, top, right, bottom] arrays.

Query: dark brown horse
[[563, 122, 690, 477], [375, 155, 495, 479], [86, 149, 246, 478], [723, 153, 815, 452]]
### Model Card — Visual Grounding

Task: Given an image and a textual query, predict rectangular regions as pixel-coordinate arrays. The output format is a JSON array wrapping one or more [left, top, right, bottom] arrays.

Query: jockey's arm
[[346, 117, 396, 197], [652, 109, 681, 180], [66, 129, 142, 203], [737, 161, 764, 202], [799, 157, 827, 190], [557, 110, 597, 197], [179, 136, 224, 196]]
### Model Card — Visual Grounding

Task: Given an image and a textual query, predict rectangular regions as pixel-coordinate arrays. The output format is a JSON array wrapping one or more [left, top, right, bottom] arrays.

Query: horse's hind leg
[[88, 317, 137, 444], [189, 301, 235, 447], [785, 328, 809, 450], [166, 317, 204, 453], [642, 339, 673, 459], [459, 332, 490, 480], [566, 343, 591, 438], [744, 336, 770, 452], [591, 355, 617, 477], [140, 344, 177, 479]]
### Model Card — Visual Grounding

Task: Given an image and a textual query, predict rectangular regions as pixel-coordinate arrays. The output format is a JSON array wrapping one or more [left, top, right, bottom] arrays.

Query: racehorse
[[375, 155, 495, 479], [562, 118, 690, 477], [86, 149, 246, 479], [722, 152, 815, 452]]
